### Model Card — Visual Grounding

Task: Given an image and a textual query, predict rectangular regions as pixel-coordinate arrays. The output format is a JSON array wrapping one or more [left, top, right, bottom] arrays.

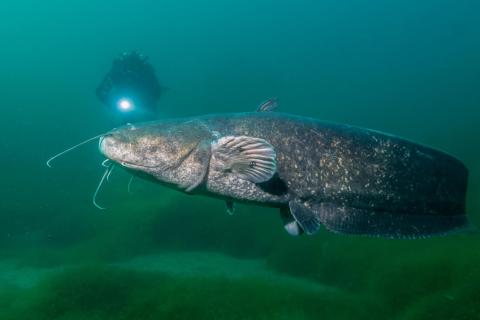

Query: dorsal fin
[[256, 97, 278, 112]]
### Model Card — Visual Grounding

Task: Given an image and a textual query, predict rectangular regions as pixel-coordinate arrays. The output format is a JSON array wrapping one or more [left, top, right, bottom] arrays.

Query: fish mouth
[[106, 157, 159, 171], [118, 160, 155, 170], [99, 135, 160, 170], [98, 135, 111, 156]]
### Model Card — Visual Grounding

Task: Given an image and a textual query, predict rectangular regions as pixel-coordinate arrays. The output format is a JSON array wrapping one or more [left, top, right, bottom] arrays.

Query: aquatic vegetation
[[401, 277, 480, 320], [1, 266, 385, 320], [2, 237, 479, 320], [266, 234, 480, 318]]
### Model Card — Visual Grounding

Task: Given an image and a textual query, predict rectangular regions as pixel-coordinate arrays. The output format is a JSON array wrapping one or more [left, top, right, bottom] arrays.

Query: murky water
[[1, 1, 479, 319]]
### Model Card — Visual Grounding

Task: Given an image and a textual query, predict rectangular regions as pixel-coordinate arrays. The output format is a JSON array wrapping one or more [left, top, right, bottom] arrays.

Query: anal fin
[[318, 203, 472, 239], [284, 200, 472, 239]]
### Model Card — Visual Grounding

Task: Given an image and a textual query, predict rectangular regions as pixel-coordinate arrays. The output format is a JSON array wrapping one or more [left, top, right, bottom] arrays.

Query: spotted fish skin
[[203, 113, 467, 212], [100, 112, 470, 238]]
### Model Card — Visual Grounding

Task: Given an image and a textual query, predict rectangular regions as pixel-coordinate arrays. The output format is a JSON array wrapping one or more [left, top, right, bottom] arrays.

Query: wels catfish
[[95, 101, 471, 238]]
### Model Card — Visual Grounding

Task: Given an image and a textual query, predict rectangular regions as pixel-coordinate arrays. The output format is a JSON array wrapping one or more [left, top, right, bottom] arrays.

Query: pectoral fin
[[212, 136, 277, 183]]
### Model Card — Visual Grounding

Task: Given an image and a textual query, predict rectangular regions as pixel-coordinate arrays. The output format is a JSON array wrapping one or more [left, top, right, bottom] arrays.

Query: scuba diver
[[96, 51, 163, 123]]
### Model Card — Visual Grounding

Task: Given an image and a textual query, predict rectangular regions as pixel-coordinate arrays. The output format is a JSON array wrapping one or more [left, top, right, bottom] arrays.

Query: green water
[[1, 1, 479, 319]]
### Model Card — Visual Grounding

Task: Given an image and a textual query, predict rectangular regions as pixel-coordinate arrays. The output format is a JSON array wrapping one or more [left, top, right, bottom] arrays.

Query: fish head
[[99, 119, 213, 190]]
